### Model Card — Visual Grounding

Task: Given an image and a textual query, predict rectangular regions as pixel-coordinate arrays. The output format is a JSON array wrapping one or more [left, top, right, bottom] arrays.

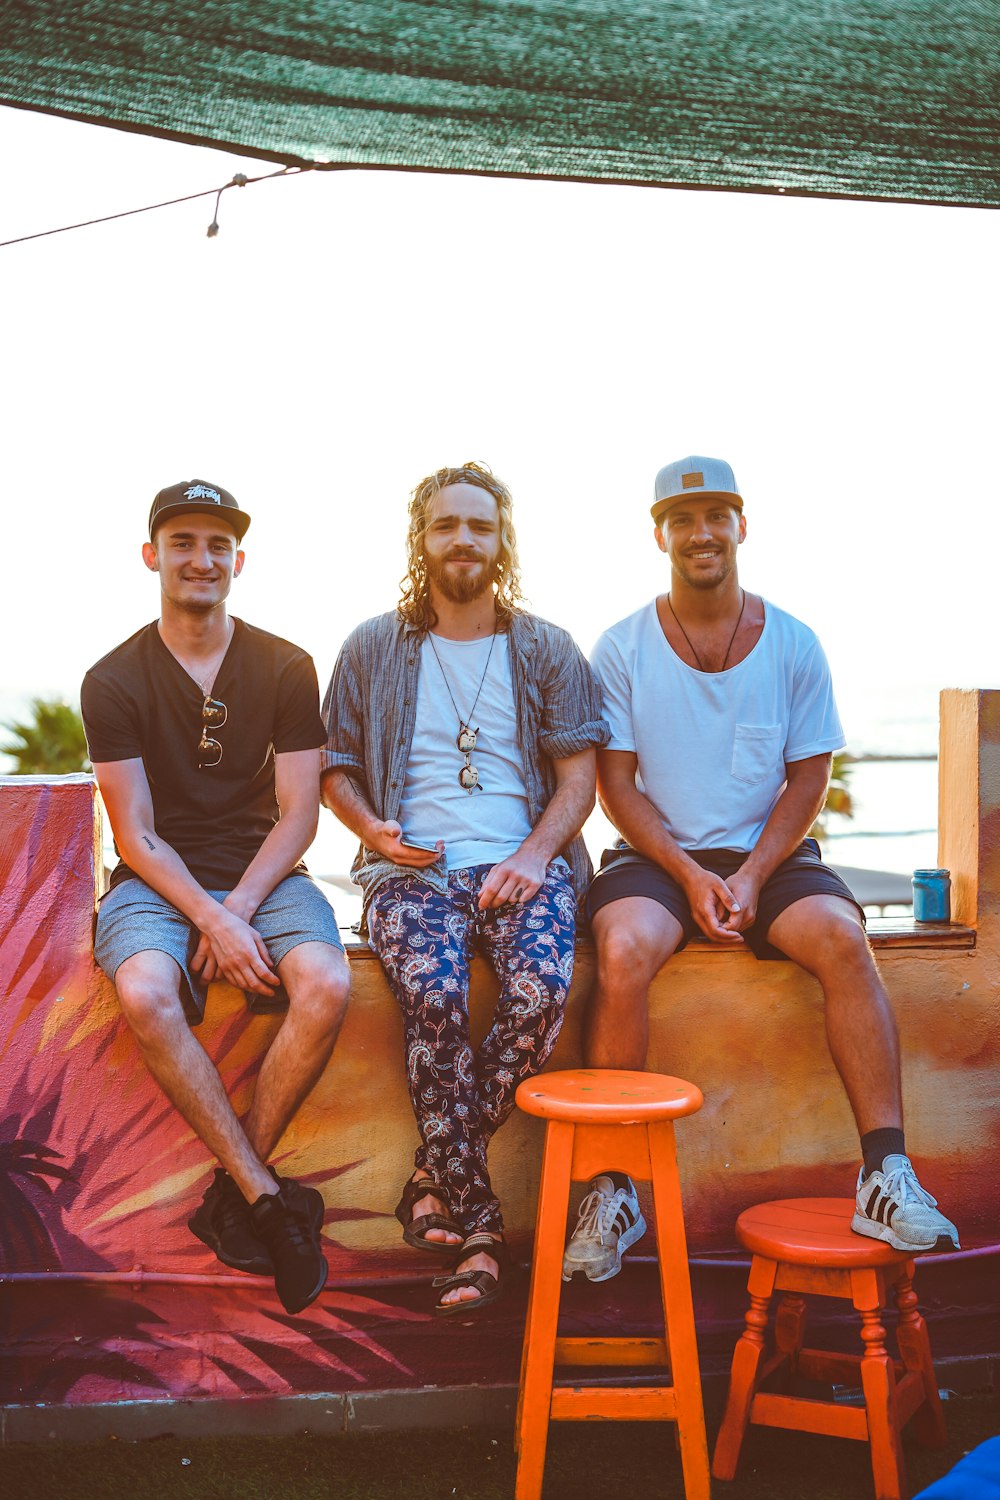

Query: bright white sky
[[1, 104, 996, 761]]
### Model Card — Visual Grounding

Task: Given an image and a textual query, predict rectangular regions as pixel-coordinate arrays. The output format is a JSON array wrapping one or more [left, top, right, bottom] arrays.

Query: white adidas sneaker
[[851, 1154, 960, 1253], [561, 1175, 647, 1282]]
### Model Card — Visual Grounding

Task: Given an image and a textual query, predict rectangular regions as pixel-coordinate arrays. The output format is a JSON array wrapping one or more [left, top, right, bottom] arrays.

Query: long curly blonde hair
[[397, 461, 524, 629]]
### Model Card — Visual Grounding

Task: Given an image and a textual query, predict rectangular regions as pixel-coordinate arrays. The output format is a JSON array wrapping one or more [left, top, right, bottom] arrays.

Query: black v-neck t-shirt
[[81, 619, 326, 891]]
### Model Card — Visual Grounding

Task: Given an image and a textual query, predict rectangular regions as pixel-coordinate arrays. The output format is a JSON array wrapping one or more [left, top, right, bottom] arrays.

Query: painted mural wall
[[1, 691, 997, 1411]]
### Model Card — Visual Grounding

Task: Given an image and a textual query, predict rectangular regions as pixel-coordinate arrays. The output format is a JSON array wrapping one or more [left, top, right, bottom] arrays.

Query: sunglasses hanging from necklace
[[426, 630, 497, 793], [168, 619, 233, 769], [198, 695, 227, 767]]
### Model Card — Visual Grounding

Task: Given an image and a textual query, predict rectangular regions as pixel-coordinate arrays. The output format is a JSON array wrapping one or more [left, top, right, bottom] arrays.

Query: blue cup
[[912, 868, 951, 923]]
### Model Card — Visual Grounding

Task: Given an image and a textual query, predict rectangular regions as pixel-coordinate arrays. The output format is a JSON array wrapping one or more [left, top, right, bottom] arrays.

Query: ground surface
[[4, 1394, 998, 1498]]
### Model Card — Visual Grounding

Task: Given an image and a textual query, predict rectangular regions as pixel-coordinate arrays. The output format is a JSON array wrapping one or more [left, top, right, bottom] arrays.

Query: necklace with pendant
[[425, 630, 497, 793], [165, 618, 234, 695], [667, 589, 746, 673]]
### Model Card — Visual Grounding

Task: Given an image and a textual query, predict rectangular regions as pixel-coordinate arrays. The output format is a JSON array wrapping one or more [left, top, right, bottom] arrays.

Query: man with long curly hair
[[322, 461, 607, 1317]]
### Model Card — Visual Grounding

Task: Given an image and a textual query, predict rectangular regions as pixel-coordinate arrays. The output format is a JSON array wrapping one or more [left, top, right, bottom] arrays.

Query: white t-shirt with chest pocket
[[591, 599, 846, 853]]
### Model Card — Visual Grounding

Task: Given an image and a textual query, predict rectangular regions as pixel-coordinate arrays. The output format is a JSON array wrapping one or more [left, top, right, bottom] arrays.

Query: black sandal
[[394, 1174, 463, 1254], [432, 1233, 509, 1318]]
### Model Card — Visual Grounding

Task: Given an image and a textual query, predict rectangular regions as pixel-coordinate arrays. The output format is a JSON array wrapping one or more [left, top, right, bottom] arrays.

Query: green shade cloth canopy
[[1, 1, 997, 207]]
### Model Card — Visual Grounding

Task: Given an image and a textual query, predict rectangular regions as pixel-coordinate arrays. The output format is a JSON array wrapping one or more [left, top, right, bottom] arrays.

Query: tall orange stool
[[712, 1199, 947, 1500], [514, 1068, 709, 1500]]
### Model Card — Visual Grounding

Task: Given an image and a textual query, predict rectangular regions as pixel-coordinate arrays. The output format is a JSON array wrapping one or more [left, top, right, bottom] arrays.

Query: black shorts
[[585, 838, 865, 961]]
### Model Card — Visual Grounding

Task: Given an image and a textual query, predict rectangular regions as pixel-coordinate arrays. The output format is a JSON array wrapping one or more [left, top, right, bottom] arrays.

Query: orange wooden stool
[[712, 1198, 946, 1500], [514, 1068, 710, 1500]]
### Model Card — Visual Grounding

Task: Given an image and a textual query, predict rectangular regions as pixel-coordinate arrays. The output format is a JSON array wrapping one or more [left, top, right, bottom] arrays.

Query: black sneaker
[[250, 1180, 329, 1314], [189, 1168, 273, 1275], [268, 1167, 326, 1240]]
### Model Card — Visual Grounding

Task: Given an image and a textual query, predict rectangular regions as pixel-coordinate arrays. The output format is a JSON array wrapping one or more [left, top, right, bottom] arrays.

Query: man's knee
[[283, 945, 351, 1035], [790, 907, 875, 981], [594, 913, 677, 993], [114, 956, 187, 1042]]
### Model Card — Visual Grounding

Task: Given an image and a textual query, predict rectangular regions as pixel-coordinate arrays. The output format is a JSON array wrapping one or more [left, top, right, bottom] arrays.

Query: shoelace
[[879, 1160, 938, 1210], [217, 1193, 251, 1232], [274, 1220, 311, 1253], [573, 1188, 626, 1241], [257, 1197, 313, 1252]]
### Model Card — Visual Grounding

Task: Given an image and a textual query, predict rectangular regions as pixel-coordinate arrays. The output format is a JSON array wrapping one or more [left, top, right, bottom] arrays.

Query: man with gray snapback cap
[[81, 480, 350, 1315], [561, 455, 958, 1283]]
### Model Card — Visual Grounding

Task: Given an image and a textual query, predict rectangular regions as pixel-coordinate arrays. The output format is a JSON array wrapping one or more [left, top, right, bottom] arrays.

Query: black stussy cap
[[148, 479, 251, 541]]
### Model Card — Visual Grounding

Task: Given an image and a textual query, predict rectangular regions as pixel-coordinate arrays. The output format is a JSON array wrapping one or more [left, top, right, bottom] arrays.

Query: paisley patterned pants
[[368, 863, 576, 1235]]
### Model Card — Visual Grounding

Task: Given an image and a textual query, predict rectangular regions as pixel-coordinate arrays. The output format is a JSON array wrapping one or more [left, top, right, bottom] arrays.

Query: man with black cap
[[561, 455, 959, 1284], [81, 480, 350, 1315]]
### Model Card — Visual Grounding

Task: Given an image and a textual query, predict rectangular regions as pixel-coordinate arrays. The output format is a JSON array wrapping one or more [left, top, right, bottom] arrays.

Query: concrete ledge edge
[[2, 1356, 995, 1446]]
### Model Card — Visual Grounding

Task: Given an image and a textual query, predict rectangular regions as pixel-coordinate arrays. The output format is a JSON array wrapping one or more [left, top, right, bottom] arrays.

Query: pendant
[[457, 723, 481, 791], [459, 763, 481, 793]]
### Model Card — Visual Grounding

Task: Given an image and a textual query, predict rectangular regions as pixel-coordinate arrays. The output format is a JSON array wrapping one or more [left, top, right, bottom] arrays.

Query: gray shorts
[[94, 873, 345, 1024]]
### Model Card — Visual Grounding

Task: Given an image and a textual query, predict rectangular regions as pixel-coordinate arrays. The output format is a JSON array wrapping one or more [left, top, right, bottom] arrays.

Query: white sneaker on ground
[[561, 1175, 647, 1282], [851, 1154, 960, 1253]]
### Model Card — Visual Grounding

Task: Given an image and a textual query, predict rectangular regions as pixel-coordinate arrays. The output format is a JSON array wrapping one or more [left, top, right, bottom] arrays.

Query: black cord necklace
[[425, 630, 497, 792], [667, 589, 746, 673]]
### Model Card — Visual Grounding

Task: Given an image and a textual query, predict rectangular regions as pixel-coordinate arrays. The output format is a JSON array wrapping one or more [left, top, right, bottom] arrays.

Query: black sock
[[861, 1128, 906, 1179]]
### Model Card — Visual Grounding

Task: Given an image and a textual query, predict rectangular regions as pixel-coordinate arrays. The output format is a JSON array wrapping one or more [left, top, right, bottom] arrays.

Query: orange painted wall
[[1, 690, 997, 1407]]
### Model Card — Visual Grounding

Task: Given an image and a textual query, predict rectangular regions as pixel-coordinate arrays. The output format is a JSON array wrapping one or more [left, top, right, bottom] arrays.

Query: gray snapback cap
[[651, 456, 742, 524]]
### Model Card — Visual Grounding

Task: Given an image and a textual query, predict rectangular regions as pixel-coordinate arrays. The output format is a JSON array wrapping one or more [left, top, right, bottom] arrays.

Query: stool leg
[[893, 1267, 947, 1448], [515, 1119, 574, 1500], [774, 1293, 807, 1392], [712, 1256, 777, 1482], [854, 1270, 907, 1500], [648, 1122, 711, 1500]]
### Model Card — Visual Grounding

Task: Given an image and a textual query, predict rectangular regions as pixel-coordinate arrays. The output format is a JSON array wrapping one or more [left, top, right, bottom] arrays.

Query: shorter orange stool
[[712, 1199, 946, 1500], [514, 1069, 709, 1500]]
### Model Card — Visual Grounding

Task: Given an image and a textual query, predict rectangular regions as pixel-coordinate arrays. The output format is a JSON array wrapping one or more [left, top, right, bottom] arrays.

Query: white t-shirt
[[591, 598, 845, 852], [399, 632, 533, 870]]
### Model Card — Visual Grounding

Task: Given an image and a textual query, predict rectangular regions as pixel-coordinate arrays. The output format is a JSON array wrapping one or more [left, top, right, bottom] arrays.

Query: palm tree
[[1, 697, 90, 774], [811, 751, 855, 840]]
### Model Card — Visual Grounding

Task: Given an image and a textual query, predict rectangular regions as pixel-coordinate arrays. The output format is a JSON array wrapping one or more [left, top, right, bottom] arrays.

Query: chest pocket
[[731, 724, 783, 785]]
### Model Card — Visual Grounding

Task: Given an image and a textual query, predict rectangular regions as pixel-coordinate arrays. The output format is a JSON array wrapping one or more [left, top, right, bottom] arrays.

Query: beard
[[425, 550, 497, 605], [674, 551, 737, 591]]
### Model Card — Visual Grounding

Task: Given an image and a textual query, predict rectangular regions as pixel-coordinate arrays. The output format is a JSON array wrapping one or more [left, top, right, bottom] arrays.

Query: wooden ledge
[[864, 918, 975, 949], [340, 920, 975, 959]]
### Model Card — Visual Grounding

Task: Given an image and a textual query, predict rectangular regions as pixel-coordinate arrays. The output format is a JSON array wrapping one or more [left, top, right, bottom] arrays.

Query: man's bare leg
[[114, 949, 275, 1202], [765, 894, 902, 1133], [586, 896, 685, 1068], [765, 893, 958, 1250], [244, 941, 350, 1161], [561, 897, 684, 1282]]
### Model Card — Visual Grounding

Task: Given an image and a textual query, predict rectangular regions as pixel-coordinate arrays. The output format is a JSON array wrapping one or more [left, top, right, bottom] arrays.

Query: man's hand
[[193, 904, 280, 995], [370, 819, 444, 868], [478, 848, 548, 910], [193, 890, 263, 985], [720, 867, 763, 934], [680, 865, 745, 944]]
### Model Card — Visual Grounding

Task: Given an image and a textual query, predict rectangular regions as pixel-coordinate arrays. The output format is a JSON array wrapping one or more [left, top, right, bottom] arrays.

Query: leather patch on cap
[[682, 471, 704, 489]]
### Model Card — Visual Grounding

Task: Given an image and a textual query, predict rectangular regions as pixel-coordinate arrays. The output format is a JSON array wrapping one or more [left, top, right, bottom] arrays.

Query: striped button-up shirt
[[321, 610, 609, 923]]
